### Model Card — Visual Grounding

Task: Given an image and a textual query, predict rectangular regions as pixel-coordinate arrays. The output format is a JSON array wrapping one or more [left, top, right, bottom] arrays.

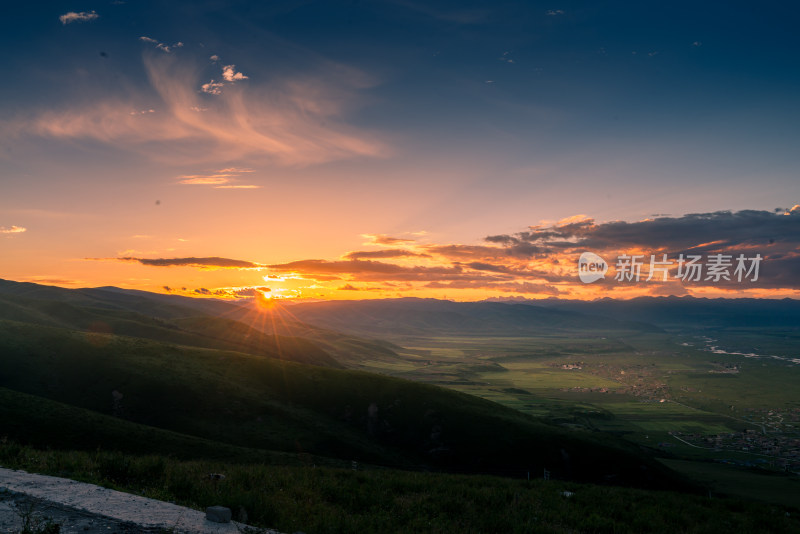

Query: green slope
[[0, 292, 339, 367], [0, 319, 689, 490], [0, 279, 407, 367]]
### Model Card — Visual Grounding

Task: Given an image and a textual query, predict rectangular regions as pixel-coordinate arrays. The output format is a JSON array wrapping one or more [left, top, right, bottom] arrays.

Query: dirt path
[[0, 467, 280, 533]]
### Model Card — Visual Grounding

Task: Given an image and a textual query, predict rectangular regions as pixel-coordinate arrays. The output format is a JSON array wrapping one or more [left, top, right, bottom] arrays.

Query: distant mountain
[[279, 297, 662, 339], [525, 296, 800, 329]]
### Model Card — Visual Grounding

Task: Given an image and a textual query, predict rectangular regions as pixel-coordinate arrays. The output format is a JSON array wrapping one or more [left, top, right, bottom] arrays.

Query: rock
[[205, 506, 232, 523]]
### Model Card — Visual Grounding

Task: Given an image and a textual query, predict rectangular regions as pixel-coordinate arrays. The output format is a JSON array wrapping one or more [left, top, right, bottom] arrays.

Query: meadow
[[345, 328, 800, 507], [1, 441, 797, 534]]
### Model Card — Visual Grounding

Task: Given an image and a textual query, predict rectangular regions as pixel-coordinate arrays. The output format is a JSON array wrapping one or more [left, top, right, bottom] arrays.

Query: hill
[[0, 314, 689, 490], [275, 297, 661, 339], [519, 295, 800, 329]]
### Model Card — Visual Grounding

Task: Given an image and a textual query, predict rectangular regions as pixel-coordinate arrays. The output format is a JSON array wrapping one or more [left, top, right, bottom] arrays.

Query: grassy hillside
[[0, 291, 340, 367], [0, 278, 408, 367], [0, 386, 347, 466], [0, 319, 689, 489]]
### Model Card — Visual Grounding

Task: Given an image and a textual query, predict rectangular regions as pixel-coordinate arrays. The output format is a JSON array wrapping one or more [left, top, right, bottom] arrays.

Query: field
[[344, 328, 800, 506]]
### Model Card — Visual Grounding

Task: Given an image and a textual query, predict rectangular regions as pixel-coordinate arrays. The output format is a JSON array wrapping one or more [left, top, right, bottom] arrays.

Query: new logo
[[578, 252, 608, 283]]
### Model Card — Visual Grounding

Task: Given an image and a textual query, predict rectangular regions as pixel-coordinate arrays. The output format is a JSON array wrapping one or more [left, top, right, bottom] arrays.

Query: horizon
[[3, 276, 800, 303]]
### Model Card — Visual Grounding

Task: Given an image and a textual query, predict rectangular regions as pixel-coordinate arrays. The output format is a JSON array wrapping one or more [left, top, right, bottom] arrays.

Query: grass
[[1, 441, 797, 534], [660, 459, 800, 508]]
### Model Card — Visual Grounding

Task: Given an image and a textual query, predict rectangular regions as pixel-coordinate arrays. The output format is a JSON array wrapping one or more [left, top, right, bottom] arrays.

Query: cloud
[[337, 283, 381, 291], [231, 287, 270, 297], [59, 11, 99, 24], [15, 54, 385, 166], [258, 208, 800, 295], [222, 65, 248, 82], [479, 208, 800, 290], [202, 64, 249, 96], [177, 168, 259, 188], [546, 9, 565, 16], [200, 81, 224, 95], [0, 225, 26, 234], [140, 36, 183, 53], [108, 256, 261, 269], [487, 209, 800, 253], [362, 233, 416, 246], [178, 173, 234, 185]]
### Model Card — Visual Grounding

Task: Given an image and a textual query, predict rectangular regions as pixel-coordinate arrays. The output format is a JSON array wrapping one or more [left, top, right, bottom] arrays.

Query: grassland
[[344, 328, 800, 508], [1, 442, 797, 534]]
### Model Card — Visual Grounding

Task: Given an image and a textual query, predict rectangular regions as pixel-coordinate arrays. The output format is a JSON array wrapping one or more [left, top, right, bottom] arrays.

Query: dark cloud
[[488, 209, 800, 253], [116, 256, 260, 269], [232, 287, 270, 297], [337, 283, 381, 291], [478, 208, 800, 290]]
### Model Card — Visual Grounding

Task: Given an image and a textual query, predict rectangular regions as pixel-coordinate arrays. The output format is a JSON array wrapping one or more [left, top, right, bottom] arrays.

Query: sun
[[255, 290, 277, 309]]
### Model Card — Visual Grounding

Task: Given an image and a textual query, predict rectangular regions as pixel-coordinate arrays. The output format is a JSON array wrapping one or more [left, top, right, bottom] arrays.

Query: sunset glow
[[1, 2, 798, 300]]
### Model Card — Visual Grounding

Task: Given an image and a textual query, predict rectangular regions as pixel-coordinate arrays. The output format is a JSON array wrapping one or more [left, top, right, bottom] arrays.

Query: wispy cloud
[[177, 168, 259, 188], [139, 36, 183, 53], [362, 233, 417, 246], [59, 11, 99, 24], [14, 54, 385, 166], [0, 225, 26, 234], [178, 173, 235, 185]]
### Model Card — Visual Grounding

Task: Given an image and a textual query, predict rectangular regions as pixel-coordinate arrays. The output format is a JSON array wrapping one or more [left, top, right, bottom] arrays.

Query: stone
[[205, 506, 232, 523]]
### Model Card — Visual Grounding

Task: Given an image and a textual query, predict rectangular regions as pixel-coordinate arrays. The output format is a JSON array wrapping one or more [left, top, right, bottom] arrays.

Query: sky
[[1, 0, 799, 300]]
